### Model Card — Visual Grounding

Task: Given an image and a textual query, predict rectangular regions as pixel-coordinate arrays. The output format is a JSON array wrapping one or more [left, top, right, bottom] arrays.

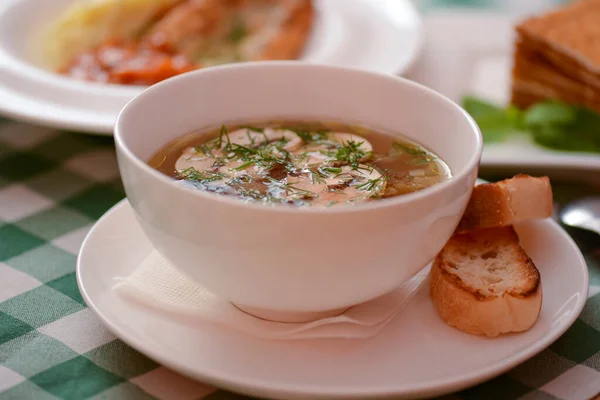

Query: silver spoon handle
[[579, 219, 600, 235]]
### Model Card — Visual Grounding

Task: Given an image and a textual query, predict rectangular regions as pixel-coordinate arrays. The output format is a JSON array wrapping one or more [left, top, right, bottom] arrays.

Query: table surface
[[2, 1, 600, 399]]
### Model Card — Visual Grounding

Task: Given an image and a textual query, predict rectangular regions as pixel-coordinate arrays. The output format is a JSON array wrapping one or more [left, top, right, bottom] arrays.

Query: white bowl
[[114, 61, 482, 322]]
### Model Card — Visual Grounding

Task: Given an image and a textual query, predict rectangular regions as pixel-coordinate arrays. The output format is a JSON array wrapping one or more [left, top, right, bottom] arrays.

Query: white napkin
[[114, 251, 430, 340]]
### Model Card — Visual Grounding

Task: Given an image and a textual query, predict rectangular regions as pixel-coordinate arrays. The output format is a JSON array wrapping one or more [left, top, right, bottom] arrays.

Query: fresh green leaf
[[462, 95, 600, 153], [529, 106, 600, 153], [523, 101, 576, 127], [462, 96, 523, 143], [462, 96, 507, 119]]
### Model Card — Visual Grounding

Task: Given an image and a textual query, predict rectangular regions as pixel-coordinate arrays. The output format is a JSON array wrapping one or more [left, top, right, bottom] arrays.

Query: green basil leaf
[[462, 96, 523, 143], [523, 101, 576, 127]]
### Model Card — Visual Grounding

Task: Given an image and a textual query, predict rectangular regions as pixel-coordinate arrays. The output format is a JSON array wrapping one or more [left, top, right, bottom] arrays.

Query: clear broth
[[149, 120, 452, 207]]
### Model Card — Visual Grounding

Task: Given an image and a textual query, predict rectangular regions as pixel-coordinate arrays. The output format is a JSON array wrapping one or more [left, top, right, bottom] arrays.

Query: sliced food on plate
[[462, 0, 600, 154], [430, 175, 553, 337], [43, 0, 315, 85]]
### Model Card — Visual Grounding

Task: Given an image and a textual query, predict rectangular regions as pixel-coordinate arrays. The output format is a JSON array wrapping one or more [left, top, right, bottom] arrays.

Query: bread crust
[[456, 174, 553, 233], [430, 227, 542, 337], [510, 0, 600, 110]]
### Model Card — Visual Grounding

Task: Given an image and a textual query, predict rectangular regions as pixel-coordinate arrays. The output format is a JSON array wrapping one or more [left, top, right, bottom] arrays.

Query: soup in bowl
[[115, 62, 482, 322], [149, 121, 452, 208]]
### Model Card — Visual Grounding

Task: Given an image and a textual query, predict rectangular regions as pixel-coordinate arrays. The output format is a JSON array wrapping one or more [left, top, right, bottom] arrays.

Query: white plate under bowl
[[407, 12, 600, 171], [77, 198, 589, 400], [0, 0, 422, 135]]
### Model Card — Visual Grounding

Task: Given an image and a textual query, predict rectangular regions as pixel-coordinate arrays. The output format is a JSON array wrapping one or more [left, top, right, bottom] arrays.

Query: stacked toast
[[430, 175, 554, 337], [511, 0, 600, 113]]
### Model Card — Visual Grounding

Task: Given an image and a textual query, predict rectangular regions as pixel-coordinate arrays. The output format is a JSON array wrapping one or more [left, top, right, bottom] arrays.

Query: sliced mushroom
[[280, 164, 385, 207], [175, 147, 216, 173], [227, 128, 302, 151], [329, 132, 373, 153]]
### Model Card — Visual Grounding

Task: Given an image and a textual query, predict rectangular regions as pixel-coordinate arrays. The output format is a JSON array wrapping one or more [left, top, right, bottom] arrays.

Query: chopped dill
[[356, 178, 384, 192], [237, 188, 263, 200], [390, 141, 437, 165], [226, 143, 257, 160], [243, 126, 264, 133], [166, 124, 449, 208], [245, 130, 257, 146], [232, 161, 255, 171], [226, 174, 253, 186], [331, 140, 372, 168], [195, 144, 213, 156], [293, 129, 313, 143], [391, 141, 427, 156], [215, 125, 231, 149], [291, 128, 330, 143], [277, 136, 290, 146], [211, 157, 227, 168], [307, 168, 327, 184], [321, 166, 342, 175], [266, 178, 318, 199], [177, 167, 226, 183]]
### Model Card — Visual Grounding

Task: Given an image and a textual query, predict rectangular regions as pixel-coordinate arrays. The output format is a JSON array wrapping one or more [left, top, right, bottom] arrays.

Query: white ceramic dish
[[77, 197, 589, 400], [407, 11, 600, 170], [114, 62, 482, 322], [0, 0, 422, 135]]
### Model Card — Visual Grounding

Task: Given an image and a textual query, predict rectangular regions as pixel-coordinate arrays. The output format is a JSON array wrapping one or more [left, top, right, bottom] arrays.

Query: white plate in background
[[407, 12, 600, 171], [0, 0, 422, 135]]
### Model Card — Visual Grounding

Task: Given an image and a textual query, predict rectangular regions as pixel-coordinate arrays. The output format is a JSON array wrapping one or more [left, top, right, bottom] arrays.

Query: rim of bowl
[[114, 61, 483, 215]]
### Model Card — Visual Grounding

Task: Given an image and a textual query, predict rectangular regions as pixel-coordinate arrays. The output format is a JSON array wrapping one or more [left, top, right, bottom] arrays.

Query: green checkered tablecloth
[[2, 1, 600, 399]]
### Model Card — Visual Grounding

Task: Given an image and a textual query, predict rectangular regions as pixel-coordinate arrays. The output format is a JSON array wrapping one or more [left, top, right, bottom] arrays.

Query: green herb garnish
[[177, 167, 226, 183], [243, 126, 265, 133], [307, 168, 327, 184], [390, 141, 437, 165], [462, 96, 525, 143], [321, 166, 342, 175], [293, 129, 314, 143], [462, 96, 600, 153], [291, 128, 330, 143], [231, 161, 255, 171], [391, 142, 428, 156], [267, 178, 318, 200], [331, 140, 371, 168], [215, 125, 231, 149], [356, 178, 384, 192], [229, 19, 247, 43], [195, 143, 213, 156]]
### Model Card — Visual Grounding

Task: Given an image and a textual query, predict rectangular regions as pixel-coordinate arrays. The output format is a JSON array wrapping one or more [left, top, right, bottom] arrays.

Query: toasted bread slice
[[430, 227, 542, 337], [456, 174, 553, 233]]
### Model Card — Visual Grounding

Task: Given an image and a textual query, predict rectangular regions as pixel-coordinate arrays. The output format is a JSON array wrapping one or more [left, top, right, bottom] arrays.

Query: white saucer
[[77, 199, 589, 399], [0, 0, 422, 135]]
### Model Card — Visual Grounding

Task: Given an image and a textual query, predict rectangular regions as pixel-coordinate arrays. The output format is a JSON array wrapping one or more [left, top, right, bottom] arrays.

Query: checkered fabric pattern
[[1, 121, 600, 400], [1, 2, 600, 399]]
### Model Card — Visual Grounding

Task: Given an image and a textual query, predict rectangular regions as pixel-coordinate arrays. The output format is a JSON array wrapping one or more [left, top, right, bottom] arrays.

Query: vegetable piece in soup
[[149, 122, 451, 207]]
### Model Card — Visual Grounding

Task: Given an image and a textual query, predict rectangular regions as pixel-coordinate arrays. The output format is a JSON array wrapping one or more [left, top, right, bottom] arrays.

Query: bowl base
[[232, 303, 350, 323]]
